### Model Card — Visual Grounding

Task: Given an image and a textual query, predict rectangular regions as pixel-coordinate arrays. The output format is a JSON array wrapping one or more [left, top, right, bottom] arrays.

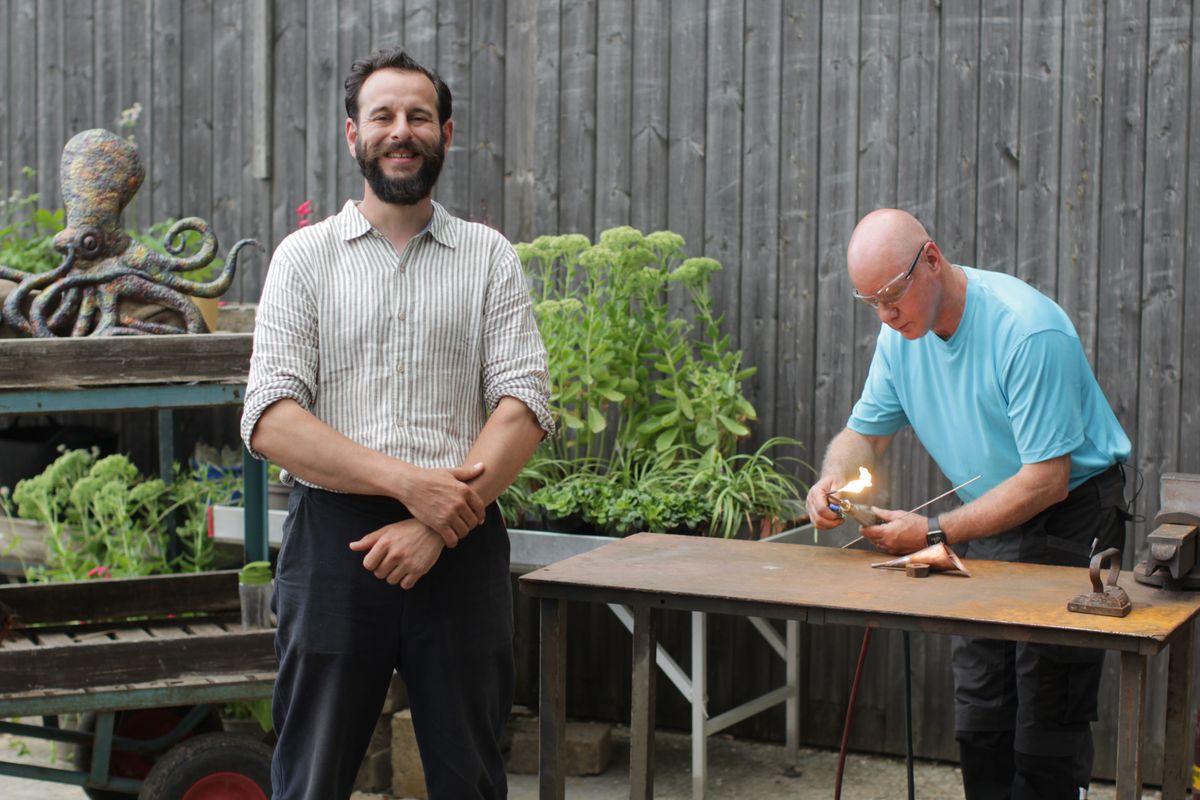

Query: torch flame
[[836, 467, 873, 495]]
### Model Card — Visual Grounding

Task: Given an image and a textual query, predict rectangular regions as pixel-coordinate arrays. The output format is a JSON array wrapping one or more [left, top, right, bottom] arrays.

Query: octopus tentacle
[[46, 287, 83, 332], [71, 288, 98, 337], [4, 249, 78, 337]]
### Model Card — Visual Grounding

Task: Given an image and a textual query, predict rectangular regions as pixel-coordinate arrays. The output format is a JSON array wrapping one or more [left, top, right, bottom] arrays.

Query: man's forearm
[[820, 427, 888, 484], [250, 399, 413, 498], [461, 396, 546, 505], [938, 455, 1070, 544]]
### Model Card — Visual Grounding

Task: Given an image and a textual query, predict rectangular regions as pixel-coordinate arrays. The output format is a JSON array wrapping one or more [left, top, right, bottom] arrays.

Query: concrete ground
[[0, 723, 1162, 799]]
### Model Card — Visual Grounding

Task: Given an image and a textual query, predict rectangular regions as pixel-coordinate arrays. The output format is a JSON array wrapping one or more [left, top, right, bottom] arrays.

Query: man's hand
[[397, 463, 487, 547], [349, 518, 445, 589], [805, 476, 846, 531], [860, 508, 929, 555]]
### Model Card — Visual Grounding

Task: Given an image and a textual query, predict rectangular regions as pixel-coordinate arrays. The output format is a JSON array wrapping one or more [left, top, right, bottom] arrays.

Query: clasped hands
[[805, 477, 928, 556], [349, 462, 487, 588]]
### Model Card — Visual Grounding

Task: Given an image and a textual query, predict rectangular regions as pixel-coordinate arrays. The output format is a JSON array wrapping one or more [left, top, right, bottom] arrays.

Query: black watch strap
[[926, 515, 946, 546]]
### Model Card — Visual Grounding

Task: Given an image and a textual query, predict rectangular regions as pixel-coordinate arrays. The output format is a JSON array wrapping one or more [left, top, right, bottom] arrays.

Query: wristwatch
[[926, 516, 947, 547]]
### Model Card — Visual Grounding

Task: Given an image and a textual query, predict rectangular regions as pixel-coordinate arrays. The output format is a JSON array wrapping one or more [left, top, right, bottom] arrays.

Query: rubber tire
[[136, 732, 272, 800], [74, 706, 224, 799]]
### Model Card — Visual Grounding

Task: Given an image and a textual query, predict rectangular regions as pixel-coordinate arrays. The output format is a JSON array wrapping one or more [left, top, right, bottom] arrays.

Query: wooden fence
[[3, 0, 1199, 781]]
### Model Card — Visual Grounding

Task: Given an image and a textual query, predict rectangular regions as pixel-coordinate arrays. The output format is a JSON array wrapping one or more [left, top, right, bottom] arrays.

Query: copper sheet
[[521, 533, 1200, 647]]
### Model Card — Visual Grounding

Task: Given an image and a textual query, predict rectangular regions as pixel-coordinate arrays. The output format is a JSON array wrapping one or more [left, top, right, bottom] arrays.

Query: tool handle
[[1088, 548, 1122, 593]]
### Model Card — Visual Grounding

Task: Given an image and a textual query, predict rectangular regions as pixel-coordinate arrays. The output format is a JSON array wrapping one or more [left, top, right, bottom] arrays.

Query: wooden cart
[[0, 335, 277, 798]]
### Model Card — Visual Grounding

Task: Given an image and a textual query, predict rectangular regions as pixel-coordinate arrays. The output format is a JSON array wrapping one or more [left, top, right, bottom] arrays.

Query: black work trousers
[[952, 464, 1128, 800], [270, 485, 514, 800]]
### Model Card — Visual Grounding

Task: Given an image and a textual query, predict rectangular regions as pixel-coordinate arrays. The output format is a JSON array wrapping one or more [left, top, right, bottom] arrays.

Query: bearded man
[[242, 48, 552, 800]]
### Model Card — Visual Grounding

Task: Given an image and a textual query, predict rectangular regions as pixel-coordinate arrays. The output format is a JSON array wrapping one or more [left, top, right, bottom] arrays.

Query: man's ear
[[441, 118, 455, 151], [345, 117, 359, 159]]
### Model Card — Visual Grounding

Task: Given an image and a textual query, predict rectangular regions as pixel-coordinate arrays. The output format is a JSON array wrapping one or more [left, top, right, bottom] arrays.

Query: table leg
[[785, 620, 800, 769], [631, 605, 659, 800], [539, 597, 567, 800], [691, 611, 707, 800], [1162, 622, 1195, 800], [1116, 651, 1148, 800]]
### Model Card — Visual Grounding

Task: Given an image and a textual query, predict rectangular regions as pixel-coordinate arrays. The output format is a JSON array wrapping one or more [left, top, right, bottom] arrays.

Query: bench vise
[[1134, 473, 1200, 591]]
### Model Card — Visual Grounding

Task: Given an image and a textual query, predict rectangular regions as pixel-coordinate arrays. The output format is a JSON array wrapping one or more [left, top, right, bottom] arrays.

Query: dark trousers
[[952, 465, 1127, 800], [270, 485, 514, 800]]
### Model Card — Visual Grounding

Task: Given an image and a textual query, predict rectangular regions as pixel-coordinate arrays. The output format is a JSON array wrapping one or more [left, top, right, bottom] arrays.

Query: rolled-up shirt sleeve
[[240, 241, 320, 459], [481, 244, 555, 436]]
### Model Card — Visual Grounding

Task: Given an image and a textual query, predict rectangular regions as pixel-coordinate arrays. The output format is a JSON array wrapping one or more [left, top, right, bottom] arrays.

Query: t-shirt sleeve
[[847, 341, 909, 437], [1002, 330, 1087, 464]]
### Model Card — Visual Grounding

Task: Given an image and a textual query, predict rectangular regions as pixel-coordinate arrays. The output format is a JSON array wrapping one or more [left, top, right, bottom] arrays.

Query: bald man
[[804, 209, 1131, 800]]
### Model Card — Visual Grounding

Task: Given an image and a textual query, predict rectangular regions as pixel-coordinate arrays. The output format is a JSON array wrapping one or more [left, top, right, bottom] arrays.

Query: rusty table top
[[520, 533, 1200, 655]]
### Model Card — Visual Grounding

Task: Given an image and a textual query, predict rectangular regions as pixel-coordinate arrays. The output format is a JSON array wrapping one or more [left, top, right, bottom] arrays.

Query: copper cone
[[872, 543, 971, 577]]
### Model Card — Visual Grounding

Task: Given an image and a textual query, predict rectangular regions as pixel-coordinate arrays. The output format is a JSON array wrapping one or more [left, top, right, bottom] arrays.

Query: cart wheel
[[137, 733, 272, 800], [75, 705, 224, 798]]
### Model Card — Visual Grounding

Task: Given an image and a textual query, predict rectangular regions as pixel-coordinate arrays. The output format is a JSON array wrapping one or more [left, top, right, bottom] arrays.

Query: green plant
[[0, 168, 65, 275], [505, 227, 810, 537], [2, 446, 240, 581]]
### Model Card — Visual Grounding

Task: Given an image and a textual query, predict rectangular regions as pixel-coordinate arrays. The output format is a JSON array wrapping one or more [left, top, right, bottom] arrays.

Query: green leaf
[[597, 387, 626, 402], [677, 392, 695, 421], [718, 415, 751, 437], [655, 428, 678, 452], [587, 406, 608, 433], [563, 411, 585, 430], [733, 367, 757, 381]]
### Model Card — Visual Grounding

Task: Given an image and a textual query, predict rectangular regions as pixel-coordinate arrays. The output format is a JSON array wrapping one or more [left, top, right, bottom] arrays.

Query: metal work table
[[521, 532, 1200, 800]]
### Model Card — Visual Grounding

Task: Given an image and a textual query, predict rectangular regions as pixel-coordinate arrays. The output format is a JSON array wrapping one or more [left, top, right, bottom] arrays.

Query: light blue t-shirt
[[847, 266, 1130, 503]]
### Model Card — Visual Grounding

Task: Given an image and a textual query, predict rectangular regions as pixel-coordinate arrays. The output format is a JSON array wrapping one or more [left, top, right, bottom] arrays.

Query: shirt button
[[397, 311, 406, 321], [396, 364, 405, 375]]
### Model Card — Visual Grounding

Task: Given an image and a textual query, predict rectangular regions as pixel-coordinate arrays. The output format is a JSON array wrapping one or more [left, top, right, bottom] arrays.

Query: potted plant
[[501, 227, 810, 568]]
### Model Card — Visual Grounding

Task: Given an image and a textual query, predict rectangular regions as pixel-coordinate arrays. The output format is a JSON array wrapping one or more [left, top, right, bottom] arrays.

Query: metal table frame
[[523, 533, 1200, 800]]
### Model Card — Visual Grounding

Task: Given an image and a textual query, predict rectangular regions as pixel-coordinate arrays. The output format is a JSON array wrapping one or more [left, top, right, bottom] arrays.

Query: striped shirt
[[241, 200, 553, 487]]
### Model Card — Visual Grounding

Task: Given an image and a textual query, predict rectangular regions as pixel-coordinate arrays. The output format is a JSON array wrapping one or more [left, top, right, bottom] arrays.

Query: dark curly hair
[[344, 48, 452, 125]]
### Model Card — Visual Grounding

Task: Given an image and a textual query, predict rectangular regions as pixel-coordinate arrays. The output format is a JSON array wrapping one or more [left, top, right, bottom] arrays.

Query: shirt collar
[[336, 199, 458, 248]]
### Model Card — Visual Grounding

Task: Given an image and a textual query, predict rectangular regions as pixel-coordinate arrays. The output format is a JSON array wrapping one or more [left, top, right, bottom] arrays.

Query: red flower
[[87, 565, 111, 579], [295, 200, 313, 216]]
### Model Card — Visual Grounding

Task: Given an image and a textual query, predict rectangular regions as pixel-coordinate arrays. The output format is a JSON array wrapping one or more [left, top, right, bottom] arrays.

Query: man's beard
[[356, 133, 446, 206]]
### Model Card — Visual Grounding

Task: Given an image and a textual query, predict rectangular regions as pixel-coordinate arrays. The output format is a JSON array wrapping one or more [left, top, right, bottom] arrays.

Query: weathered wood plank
[[404, 0, 437, 65], [556, 0, 597, 237], [1182, 1, 1200, 479], [665, 1, 705, 269], [628, 0, 667, 234], [467, 0, 504, 227], [775, 0, 821, 491], [1095, 0, 1148, 489], [239, 0, 272, 302], [93, 0, 123, 134], [594, 0, 631, 231], [212, 0, 245, 287], [186, 622, 227, 637], [503, 0, 559, 240], [146, 624, 190, 639], [812, 0, 859, 472], [309, 0, 340, 220], [702, 1, 743, 318], [1135, 0, 1189, 576], [739, 1, 781, 443], [435, 0, 471, 218], [0, 333, 252, 388], [35, 0, 64, 211], [1015, 0, 1063, 295], [9, 0, 39, 199], [35, 631, 76, 647], [371, 0, 404, 50], [337, 0, 373, 208], [181, 0, 214, 224], [0, 629, 276, 693], [1056, 0, 1105, 365], [122, 0, 154, 235], [0, 571, 241, 625], [151, 0, 183, 222], [0, 0, 8, 206], [63, 2, 93, 135], [975, 0, 1020, 271], [270, 0, 306, 253]]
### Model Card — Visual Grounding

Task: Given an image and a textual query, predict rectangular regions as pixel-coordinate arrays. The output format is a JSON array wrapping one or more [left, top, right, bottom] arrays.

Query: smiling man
[[242, 49, 552, 800], [804, 209, 1130, 799]]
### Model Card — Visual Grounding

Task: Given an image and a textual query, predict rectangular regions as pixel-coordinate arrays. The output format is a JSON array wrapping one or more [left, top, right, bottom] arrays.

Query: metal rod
[[840, 475, 982, 549]]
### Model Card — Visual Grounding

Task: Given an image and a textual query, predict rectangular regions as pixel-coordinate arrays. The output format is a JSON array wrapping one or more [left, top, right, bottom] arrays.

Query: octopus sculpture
[[0, 128, 257, 336]]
